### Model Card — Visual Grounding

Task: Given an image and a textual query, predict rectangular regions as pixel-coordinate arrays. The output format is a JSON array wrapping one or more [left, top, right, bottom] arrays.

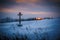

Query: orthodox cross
[[18, 12, 23, 26]]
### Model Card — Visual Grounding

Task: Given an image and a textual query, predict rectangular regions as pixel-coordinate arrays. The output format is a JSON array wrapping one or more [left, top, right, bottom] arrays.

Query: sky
[[0, 0, 60, 19]]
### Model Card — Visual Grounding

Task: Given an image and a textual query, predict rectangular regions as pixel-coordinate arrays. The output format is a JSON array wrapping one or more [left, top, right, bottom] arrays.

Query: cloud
[[0, 0, 60, 18], [0, 8, 55, 15], [0, 0, 59, 8], [16, 0, 41, 3], [45, 0, 60, 2]]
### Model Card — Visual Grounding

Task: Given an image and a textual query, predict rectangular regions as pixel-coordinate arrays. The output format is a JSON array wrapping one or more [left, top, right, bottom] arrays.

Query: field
[[0, 18, 60, 40]]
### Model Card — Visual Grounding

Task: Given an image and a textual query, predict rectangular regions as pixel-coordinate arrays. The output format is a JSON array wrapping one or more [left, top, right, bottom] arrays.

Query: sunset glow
[[36, 18, 43, 20], [0, 0, 59, 19], [16, 0, 39, 3]]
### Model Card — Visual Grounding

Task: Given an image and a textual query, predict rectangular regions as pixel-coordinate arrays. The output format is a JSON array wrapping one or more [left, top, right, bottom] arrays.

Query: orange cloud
[[1, 8, 53, 15], [0, 8, 17, 13], [27, 11, 53, 15], [16, 0, 42, 3]]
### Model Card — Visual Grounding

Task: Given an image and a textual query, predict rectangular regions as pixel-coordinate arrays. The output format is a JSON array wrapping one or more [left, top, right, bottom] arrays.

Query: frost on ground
[[0, 18, 60, 40]]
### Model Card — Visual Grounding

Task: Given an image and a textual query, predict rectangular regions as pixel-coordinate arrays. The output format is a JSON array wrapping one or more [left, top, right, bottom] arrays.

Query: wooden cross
[[18, 12, 23, 26]]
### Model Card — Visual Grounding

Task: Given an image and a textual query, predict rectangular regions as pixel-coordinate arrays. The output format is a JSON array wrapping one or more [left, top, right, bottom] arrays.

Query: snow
[[0, 18, 60, 40]]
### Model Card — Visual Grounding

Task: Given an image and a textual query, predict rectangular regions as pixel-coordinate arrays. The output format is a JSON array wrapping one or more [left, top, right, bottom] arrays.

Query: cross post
[[18, 12, 23, 26]]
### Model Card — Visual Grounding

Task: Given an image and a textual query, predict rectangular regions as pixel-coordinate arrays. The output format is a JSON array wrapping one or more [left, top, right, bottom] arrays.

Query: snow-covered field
[[0, 18, 60, 40]]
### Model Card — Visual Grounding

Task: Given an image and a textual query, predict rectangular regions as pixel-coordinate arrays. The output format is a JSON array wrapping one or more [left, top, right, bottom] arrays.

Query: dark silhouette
[[18, 12, 23, 26]]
